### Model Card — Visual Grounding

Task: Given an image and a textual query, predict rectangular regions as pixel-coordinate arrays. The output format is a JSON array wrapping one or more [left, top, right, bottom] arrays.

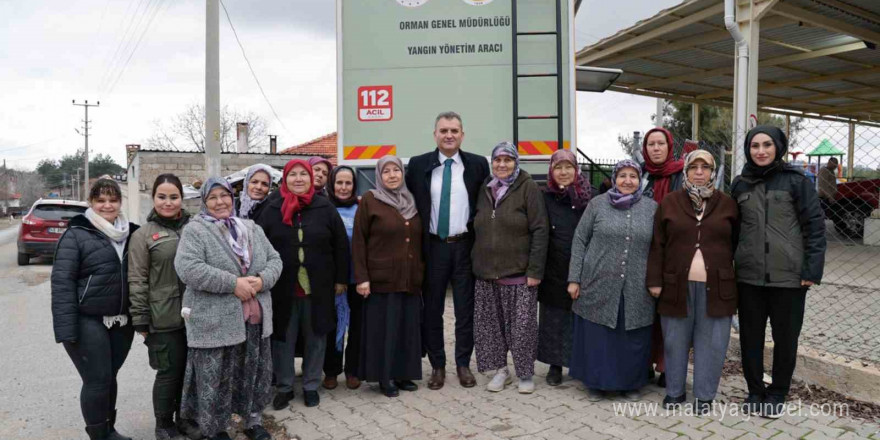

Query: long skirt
[[474, 280, 539, 378], [180, 324, 272, 437], [537, 303, 572, 367], [358, 292, 422, 383], [569, 295, 651, 391]]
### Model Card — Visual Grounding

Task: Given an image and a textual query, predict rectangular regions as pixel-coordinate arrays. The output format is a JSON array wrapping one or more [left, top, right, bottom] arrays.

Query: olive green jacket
[[128, 217, 188, 333]]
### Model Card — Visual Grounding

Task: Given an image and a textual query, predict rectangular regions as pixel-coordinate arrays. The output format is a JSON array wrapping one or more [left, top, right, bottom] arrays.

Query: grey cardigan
[[568, 193, 657, 330], [174, 216, 283, 349]]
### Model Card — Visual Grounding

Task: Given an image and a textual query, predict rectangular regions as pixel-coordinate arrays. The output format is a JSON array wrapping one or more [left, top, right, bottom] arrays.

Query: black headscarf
[[742, 125, 790, 178], [327, 165, 358, 208]]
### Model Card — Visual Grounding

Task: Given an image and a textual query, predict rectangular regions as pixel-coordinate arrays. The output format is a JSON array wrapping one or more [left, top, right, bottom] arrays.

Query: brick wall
[[127, 151, 309, 223]]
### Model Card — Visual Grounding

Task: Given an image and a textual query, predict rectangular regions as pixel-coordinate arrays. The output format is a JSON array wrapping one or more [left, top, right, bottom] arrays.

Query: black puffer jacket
[[51, 215, 140, 343]]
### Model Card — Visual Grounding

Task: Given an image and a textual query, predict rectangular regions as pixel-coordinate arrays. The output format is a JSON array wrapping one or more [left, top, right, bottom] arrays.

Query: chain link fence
[[663, 118, 880, 370], [589, 118, 879, 370]]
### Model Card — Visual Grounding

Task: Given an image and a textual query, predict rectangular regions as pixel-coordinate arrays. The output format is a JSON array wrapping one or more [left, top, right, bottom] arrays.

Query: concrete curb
[[728, 333, 880, 403]]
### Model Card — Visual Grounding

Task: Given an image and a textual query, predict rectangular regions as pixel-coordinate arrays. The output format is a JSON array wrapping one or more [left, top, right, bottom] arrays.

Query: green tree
[[35, 150, 125, 189], [90, 153, 125, 177]]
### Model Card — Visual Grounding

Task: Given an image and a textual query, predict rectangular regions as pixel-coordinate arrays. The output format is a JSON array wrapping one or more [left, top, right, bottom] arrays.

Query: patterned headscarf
[[369, 156, 418, 219], [489, 141, 520, 185], [682, 150, 716, 216], [488, 141, 520, 204], [279, 159, 315, 227], [199, 177, 251, 272], [237, 164, 274, 219], [607, 160, 644, 211], [200, 177, 260, 323], [545, 149, 591, 210]]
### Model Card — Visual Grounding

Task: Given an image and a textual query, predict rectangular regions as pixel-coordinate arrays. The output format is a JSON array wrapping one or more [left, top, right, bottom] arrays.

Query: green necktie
[[438, 158, 454, 239]]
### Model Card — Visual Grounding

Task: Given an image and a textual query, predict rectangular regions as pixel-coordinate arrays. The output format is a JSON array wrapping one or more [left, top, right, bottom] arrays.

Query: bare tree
[[16, 171, 47, 209], [147, 103, 270, 152]]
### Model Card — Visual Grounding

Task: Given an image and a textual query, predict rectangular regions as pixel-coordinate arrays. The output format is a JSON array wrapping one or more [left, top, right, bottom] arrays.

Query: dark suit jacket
[[405, 148, 490, 255]]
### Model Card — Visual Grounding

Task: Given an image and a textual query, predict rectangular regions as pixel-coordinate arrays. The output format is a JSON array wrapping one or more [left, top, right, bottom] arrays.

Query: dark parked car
[[828, 178, 880, 239], [18, 199, 88, 266]]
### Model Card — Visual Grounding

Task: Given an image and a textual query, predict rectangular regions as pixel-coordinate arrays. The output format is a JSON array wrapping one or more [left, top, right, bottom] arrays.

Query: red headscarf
[[641, 127, 684, 202], [280, 159, 315, 226]]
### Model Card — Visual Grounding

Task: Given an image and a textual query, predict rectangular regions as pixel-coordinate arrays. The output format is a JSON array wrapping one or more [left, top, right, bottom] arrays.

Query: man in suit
[[405, 111, 490, 390]]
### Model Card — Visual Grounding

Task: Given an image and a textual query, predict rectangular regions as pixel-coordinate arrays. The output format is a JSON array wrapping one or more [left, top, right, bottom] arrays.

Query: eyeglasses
[[687, 164, 714, 172]]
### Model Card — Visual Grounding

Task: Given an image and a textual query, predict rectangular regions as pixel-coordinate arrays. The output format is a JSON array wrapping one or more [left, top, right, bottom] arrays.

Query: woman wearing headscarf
[[472, 142, 549, 394], [256, 159, 349, 409], [237, 164, 274, 220], [174, 177, 282, 440], [128, 174, 201, 440], [537, 149, 590, 386], [352, 156, 424, 397], [568, 160, 658, 402], [308, 157, 333, 197], [646, 150, 738, 414], [640, 127, 684, 388], [322, 165, 362, 390], [731, 126, 825, 418], [52, 178, 139, 440]]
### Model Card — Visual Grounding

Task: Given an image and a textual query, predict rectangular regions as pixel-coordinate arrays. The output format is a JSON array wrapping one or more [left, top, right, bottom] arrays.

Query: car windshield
[[32, 204, 86, 221]]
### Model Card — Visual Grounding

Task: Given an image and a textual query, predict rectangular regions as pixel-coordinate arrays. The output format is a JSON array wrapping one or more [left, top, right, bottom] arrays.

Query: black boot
[[106, 409, 132, 440], [85, 422, 109, 440], [546, 365, 563, 386], [155, 414, 181, 440], [176, 415, 204, 440]]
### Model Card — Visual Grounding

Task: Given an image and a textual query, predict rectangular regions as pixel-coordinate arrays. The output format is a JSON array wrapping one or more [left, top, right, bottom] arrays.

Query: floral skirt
[[179, 324, 272, 437]]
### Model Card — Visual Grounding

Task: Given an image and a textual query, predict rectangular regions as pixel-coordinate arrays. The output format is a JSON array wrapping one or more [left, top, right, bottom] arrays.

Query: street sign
[[337, 0, 575, 165]]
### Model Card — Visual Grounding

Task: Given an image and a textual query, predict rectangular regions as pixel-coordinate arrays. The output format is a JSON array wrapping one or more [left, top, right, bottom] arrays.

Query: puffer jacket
[[731, 167, 826, 288], [51, 215, 140, 343], [128, 212, 190, 334]]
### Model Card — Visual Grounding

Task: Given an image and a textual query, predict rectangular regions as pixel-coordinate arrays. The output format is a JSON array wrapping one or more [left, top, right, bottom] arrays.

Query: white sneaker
[[487, 368, 512, 392], [518, 377, 535, 394]]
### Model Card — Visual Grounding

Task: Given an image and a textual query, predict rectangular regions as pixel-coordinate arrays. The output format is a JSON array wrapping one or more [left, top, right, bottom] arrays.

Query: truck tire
[[833, 199, 872, 239], [17, 252, 30, 266]]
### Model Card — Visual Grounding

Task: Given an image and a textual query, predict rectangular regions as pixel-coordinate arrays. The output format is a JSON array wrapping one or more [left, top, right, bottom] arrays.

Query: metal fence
[[658, 118, 880, 369]]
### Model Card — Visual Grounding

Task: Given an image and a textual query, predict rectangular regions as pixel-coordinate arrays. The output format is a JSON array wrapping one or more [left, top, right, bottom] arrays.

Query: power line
[[104, 0, 167, 96], [0, 137, 68, 153], [97, 0, 151, 94], [219, 0, 291, 136]]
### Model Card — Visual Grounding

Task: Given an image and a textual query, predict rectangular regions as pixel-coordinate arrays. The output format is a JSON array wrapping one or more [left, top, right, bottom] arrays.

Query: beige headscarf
[[682, 150, 716, 216], [369, 156, 418, 219]]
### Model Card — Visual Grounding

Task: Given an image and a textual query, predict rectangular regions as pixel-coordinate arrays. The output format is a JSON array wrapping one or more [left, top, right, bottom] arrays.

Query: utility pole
[[73, 99, 99, 201], [205, 0, 221, 177], [655, 98, 664, 126], [1, 159, 7, 216], [77, 167, 84, 201]]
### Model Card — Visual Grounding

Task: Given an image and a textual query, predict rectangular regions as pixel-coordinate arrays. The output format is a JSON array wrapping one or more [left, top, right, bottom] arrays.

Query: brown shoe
[[345, 375, 361, 390], [457, 366, 477, 388], [427, 368, 446, 390], [322, 376, 338, 390]]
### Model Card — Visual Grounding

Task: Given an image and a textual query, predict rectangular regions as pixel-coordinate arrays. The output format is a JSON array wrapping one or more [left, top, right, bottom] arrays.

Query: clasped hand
[[234, 276, 263, 301]]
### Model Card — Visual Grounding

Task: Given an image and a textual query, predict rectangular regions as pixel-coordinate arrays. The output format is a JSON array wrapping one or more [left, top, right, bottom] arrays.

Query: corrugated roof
[[576, 0, 880, 123]]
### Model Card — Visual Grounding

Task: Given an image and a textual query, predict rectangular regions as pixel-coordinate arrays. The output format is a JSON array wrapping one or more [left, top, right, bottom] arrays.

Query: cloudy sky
[[0, 0, 680, 170]]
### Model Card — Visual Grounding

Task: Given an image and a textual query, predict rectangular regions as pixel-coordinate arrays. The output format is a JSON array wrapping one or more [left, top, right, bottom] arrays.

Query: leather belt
[[430, 233, 470, 243]]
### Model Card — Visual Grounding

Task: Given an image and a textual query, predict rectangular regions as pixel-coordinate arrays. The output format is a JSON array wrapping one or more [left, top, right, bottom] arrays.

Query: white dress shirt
[[429, 150, 469, 236]]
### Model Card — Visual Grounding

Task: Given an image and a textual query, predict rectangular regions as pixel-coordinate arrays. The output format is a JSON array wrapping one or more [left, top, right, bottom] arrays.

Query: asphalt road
[[0, 227, 155, 440]]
